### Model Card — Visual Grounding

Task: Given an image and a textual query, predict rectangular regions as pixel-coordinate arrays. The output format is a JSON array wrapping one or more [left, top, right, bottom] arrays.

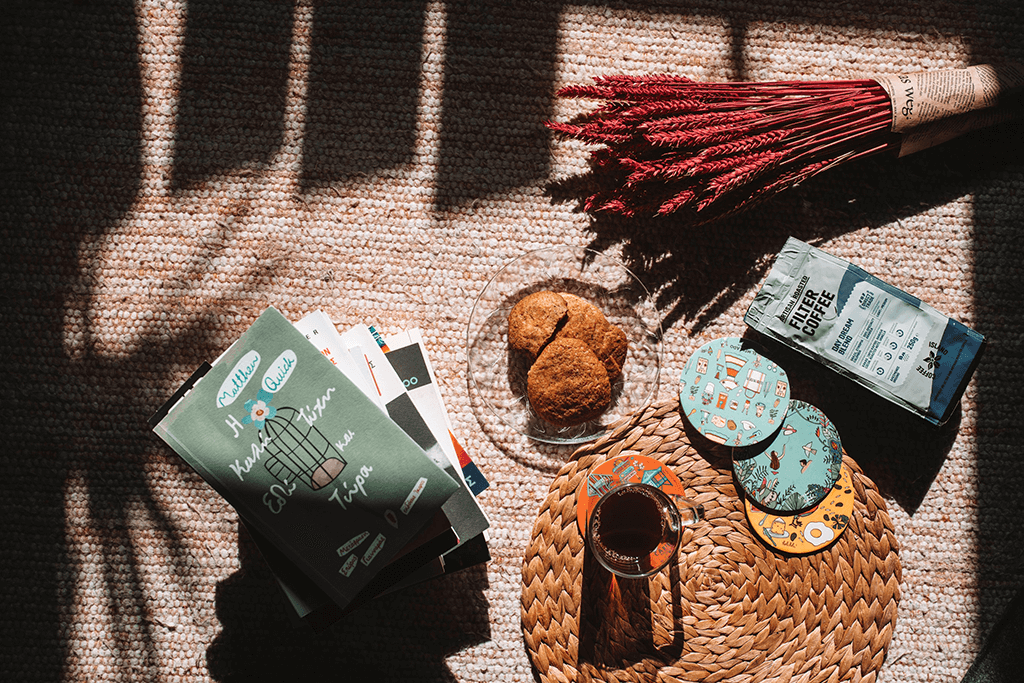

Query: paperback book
[[258, 314, 492, 626], [372, 326, 490, 497], [150, 307, 461, 612], [340, 324, 490, 548]]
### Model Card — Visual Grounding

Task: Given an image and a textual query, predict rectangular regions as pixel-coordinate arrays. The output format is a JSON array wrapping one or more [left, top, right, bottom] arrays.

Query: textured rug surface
[[4, 1, 1024, 681]]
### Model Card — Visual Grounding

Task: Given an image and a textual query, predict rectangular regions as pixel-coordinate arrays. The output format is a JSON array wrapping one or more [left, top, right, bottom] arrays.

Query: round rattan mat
[[521, 398, 901, 683]]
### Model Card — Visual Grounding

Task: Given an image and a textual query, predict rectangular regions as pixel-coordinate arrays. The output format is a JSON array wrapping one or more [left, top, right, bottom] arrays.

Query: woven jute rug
[[522, 399, 901, 683], [4, 1, 1024, 682]]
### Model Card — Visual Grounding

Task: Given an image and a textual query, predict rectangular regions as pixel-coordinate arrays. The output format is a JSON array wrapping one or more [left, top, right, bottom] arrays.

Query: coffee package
[[744, 237, 985, 425]]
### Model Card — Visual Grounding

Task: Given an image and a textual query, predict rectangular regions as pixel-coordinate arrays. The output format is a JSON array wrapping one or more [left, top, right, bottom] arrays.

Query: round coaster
[[745, 461, 855, 554], [576, 454, 686, 536], [679, 336, 790, 447], [733, 400, 843, 513]]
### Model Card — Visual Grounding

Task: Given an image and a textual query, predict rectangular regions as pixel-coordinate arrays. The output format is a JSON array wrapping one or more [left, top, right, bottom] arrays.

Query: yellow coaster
[[744, 461, 854, 554]]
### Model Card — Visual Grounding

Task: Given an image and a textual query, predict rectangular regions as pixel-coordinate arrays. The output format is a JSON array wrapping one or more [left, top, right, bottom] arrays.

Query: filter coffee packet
[[744, 237, 985, 425]]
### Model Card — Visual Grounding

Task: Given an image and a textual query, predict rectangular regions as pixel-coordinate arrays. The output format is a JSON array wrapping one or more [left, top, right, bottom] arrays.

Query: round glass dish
[[466, 245, 662, 444]]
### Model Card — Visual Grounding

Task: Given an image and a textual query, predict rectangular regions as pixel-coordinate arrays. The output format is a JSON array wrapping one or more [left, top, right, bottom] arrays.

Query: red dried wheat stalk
[[548, 74, 899, 222]]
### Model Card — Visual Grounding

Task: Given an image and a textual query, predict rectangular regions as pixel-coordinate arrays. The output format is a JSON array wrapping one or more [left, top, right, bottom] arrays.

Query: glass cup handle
[[672, 496, 704, 526]]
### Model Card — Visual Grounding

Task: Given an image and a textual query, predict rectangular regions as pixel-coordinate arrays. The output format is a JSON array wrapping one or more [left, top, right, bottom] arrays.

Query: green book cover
[[152, 307, 460, 611]]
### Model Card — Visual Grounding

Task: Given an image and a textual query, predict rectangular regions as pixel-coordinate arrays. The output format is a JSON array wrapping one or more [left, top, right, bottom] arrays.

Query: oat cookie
[[507, 290, 568, 358], [554, 293, 628, 380], [527, 337, 611, 427]]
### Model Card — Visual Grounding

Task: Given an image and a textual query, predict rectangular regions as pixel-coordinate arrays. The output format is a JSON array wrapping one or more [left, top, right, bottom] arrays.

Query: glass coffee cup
[[586, 483, 704, 578]]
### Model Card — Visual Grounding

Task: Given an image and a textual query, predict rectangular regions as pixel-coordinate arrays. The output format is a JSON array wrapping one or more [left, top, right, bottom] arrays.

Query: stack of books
[[150, 307, 490, 631]]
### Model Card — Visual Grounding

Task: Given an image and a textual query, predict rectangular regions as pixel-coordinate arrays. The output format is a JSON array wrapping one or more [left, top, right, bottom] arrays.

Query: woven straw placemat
[[522, 398, 901, 683]]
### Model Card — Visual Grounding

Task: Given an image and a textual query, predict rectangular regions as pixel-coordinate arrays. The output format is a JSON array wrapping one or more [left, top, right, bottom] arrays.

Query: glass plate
[[466, 245, 662, 444]]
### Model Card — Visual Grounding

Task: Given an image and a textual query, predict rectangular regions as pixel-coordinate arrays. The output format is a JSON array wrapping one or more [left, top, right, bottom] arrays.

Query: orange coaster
[[744, 461, 854, 554], [576, 454, 686, 536]]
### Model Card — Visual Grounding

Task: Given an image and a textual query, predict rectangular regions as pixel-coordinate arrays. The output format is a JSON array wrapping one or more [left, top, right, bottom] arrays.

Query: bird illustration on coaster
[[800, 442, 817, 473]]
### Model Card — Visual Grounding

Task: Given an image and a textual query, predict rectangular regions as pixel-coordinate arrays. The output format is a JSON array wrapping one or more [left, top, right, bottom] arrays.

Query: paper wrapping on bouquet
[[873, 63, 1024, 155]]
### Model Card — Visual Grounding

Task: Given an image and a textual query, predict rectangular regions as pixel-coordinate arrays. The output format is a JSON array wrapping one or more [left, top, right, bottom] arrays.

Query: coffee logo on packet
[[916, 342, 948, 379]]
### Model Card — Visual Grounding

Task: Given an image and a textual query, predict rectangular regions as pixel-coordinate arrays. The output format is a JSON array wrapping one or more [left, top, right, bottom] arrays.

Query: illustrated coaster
[[732, 400, 843, 513], [744, 461, 854, 554], [576, 454, 686, 536], [679, 337, 791, 447]]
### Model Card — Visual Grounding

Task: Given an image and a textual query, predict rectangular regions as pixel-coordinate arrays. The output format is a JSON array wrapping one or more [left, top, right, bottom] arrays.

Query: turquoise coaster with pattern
[[733, 400, 844, 513], [679, 337, 791, 447]]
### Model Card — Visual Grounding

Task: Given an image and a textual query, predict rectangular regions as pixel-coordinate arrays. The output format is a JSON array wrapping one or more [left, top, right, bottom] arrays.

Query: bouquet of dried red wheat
[[549, 64, 1023, 224]]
